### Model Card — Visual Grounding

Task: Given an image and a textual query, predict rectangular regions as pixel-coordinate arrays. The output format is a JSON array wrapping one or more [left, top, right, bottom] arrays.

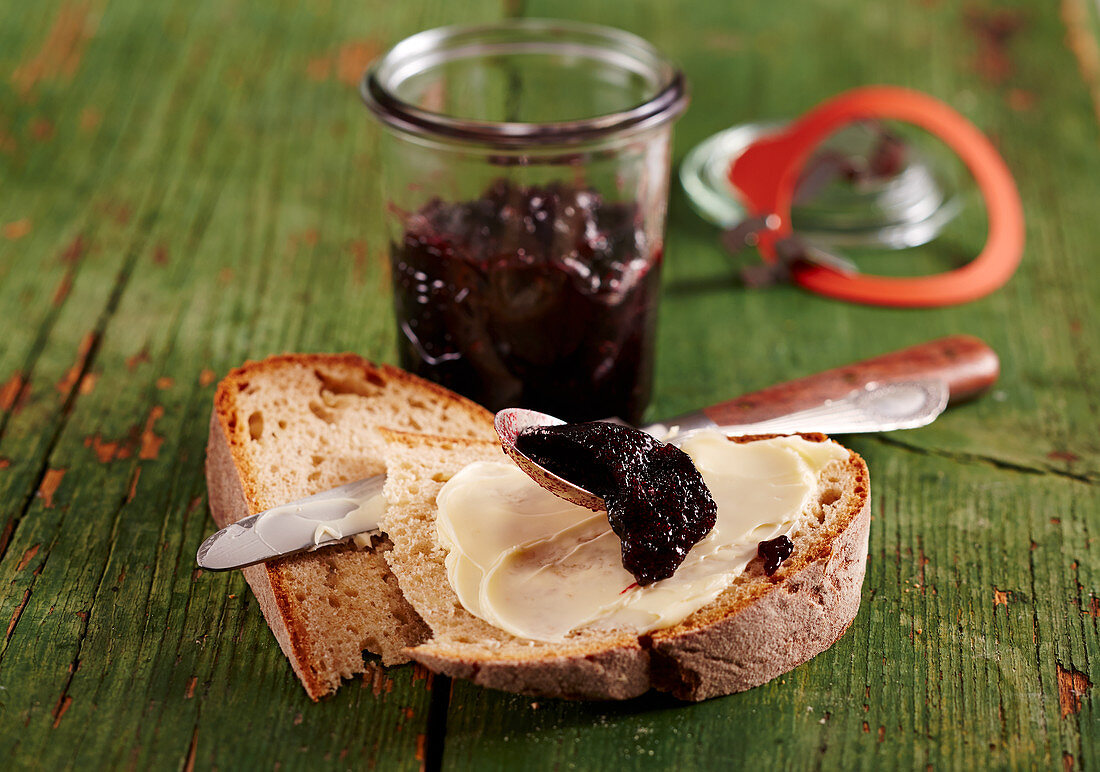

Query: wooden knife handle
[[701, 335, 999, 427]]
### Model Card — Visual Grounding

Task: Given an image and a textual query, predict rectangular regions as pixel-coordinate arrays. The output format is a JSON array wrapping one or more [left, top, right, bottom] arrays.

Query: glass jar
[[362, 20, 688, 423]]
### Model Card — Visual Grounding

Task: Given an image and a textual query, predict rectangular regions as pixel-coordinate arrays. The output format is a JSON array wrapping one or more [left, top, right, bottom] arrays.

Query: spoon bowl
[[495, 408, 607, 511]]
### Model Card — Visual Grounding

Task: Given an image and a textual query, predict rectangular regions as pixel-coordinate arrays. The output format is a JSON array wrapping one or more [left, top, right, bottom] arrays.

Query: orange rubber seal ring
[[729, 86, 1025, 307]]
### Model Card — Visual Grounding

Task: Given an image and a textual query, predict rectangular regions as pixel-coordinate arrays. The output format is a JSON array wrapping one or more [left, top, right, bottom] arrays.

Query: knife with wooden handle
[[196, 335, 998, 571]]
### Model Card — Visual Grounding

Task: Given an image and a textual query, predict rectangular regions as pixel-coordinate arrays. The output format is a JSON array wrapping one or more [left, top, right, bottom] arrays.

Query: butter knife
[[196, 475, 386, 571], [198, 334, 999, 571]]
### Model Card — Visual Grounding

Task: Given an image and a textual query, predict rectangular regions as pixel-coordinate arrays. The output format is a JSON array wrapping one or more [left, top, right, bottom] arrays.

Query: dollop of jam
[[514, 422, 717, 586], [390, 179, 661, 424], [757, 535, 794, 576]]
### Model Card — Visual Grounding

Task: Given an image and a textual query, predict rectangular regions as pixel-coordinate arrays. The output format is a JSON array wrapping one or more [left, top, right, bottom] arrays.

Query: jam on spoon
[[514, 422, 716, 586]]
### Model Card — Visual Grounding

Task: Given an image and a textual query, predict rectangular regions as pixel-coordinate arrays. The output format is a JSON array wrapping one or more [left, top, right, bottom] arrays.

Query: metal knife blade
[[197, 474, 385, 571], [197, 333, 997, 572]]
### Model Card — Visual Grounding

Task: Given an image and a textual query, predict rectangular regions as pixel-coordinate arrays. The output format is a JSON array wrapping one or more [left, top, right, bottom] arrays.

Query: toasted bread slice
[[379, 430, 870, 701], [204, 354, 495, 700]]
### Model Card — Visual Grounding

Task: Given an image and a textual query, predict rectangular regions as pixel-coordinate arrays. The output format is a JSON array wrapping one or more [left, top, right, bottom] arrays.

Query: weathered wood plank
[[436, 0, 1099, 768], [0, 0, 502, 767], [647, 0, 1100, 480], [0, 0, 1096, 769]]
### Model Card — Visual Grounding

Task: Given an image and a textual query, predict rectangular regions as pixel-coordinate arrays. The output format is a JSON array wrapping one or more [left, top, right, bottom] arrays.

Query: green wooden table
[[1, 0, 1097, 768]]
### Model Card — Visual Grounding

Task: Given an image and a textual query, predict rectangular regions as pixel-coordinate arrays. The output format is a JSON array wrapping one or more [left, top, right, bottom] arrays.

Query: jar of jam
[[362, 20, 688, 423]]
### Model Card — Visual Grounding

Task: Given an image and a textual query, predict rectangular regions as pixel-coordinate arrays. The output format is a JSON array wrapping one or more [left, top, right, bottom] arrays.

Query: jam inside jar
[[391, 179, 661, 422], [363, 20, 687, 423]]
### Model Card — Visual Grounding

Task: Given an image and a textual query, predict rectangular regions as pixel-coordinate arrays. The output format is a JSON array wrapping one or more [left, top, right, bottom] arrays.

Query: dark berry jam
[[515, 422, 716, 586], [390, 179, 661, 424], [758, 535, 794, 576]]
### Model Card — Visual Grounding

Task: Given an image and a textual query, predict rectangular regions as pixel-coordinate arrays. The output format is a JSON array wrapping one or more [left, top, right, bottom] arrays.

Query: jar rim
[[361, 19, 688, 147]]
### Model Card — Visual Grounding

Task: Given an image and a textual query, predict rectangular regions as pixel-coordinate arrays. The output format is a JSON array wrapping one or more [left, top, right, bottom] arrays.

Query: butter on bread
[[379, 429, 870, 701], [204, 354, 495, 700]]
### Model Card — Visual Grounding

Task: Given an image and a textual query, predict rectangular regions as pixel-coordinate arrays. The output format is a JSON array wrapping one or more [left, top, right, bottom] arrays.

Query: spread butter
[[435, 432, 847, 642]]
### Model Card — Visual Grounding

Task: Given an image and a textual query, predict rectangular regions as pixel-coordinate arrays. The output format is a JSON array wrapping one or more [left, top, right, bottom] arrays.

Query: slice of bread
[[204, 354, 496, 700], [379, 430, 870, 701]]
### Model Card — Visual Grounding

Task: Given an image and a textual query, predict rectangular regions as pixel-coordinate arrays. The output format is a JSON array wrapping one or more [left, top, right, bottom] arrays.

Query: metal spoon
[[496, 378, 949, 511]]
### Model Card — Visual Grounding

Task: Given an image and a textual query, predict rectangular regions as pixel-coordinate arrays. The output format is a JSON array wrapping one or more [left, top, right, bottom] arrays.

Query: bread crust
[[206, 411, 325, 696], [388, 432, 871, 701], [412, 637, 651, 700]]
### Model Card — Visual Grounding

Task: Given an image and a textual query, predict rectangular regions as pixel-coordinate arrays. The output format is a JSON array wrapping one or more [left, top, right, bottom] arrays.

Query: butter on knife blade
[[196, 474, 386, 571]]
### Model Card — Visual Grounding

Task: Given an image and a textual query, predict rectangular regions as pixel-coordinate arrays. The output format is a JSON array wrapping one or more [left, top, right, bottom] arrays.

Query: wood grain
[[0, 0, 500, 767], [0, 0, 1095, 769]]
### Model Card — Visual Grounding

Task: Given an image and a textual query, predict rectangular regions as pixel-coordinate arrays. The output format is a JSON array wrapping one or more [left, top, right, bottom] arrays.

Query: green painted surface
[[0, 0, 1096, 769]]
